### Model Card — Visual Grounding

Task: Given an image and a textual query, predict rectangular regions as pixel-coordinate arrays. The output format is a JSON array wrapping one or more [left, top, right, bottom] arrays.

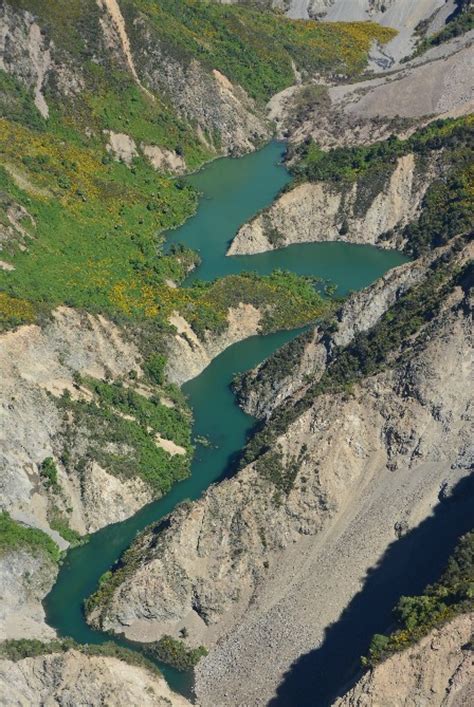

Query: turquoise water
[[44, 142, 408, 699]]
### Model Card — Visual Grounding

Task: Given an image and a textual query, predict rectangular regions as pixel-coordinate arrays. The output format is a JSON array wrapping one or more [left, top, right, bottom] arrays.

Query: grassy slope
[[0, 1, 393, 332], [126, 0, 396, 103], [0, 511, 60, 563]]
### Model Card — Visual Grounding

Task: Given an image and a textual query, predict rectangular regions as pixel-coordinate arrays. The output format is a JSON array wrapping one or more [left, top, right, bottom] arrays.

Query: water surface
[[45, 142, 408, 699]]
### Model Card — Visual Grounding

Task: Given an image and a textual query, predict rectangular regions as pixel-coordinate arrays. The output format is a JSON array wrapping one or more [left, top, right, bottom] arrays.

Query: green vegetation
[[0, 2, 396, 518], [58, 378, 193, 495], [0, 292, 39, 332], [0, 511, 60, 563], [0, 119, 199, 322], [254, 444, 306, 503], [126, 1, 395, 103], [39, 457, 59, 491], [179, 271, 334, 338], [233, 328, 314, 404], [0, 70, 46, 130], [145, 635, 208, 672], [0, 637, 162, 677], [291, 116, 472, 184], [412, 0, 474, 58], [290, 116, 474, 256], [285, 84, 331, 130], [0, 1, 389, 336], [0, 638, 76, 662], [48, 509, 84, 547], [7, 0, 211, 167], [364, 530, 474, 667], [144, 353, 168, 386], [0, 120, 332, 338], [242, 246, 470, 469], [85, 526, 152, 618]]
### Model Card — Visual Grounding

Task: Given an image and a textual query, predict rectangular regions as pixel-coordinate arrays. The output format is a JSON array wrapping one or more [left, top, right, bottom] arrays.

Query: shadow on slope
[[270, 471, 474, 707]]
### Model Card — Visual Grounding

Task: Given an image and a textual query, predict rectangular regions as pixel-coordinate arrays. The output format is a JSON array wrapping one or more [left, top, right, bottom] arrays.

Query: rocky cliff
[[0, 306, 165, 538], [0, 648, 192, 706], [85, 237, 473, 705], [229, 152, 433, 255], [0, 546, 57, 641], [334, 613, 474, 707], [165, 304, 261, 385]]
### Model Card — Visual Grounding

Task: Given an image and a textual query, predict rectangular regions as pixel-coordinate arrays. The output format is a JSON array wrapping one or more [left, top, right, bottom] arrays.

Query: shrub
[[0, 511, 61, 564], [40, 457, 59, 491], [364, 530, 474, 667], [146, 635, 208, 672], [145, 353, 167, 385]]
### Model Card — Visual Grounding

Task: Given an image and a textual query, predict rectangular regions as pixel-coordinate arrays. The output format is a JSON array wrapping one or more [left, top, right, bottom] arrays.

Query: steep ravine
[[85, 238, 473, 706]]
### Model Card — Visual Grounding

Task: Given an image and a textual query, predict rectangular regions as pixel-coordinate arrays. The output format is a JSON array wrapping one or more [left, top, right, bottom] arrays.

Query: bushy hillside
[[0, 0, 392, 333]]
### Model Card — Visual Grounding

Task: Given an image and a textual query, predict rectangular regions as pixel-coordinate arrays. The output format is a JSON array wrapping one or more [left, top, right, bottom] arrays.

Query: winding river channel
[[44, 142, 409, 699]]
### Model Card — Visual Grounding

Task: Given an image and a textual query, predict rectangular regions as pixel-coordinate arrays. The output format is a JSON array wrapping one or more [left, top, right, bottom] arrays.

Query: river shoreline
[[43, 142, 408, 700]]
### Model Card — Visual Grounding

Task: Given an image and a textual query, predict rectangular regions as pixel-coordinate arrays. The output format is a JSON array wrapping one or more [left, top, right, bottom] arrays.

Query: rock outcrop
[[229, 153, 433, 255], [335, 613, 474, 707], [165, 304, 261, 385], [0, 649, 192, 706], [0, 3, 83, 110], [0, 1, 269, 161], [85, 238, 473, 706]]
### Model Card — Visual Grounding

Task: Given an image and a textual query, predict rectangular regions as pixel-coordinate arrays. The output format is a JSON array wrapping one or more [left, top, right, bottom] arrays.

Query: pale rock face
[[141, 144, 187, 174], [79, 462, 153, 534], [0, 650, 193, 707], [223, 0, 454, 68], [307, 0, 449, 66], [105, 131, 138, 165], [0, 548, 57, 640], [134, 18, 271, 157], [165, 304, 262, 385], [86, 240, 473, 707], [0, 201, 35, 253], [0, 3, 83, 112], [0, 5, 51, 118], [96, 0, 153, 99], [270, 32, 474, 149], [229, 153, 431, 256], [0, 307, 153, 537], [334, 613, 474, 707]]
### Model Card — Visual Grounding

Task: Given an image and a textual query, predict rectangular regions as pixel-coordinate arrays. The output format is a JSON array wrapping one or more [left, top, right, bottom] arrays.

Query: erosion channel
[[44, 141, 408, 699]]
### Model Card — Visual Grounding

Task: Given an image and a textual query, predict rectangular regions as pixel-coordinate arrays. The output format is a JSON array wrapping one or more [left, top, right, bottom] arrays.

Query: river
[[44, 142, 409, 699]]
